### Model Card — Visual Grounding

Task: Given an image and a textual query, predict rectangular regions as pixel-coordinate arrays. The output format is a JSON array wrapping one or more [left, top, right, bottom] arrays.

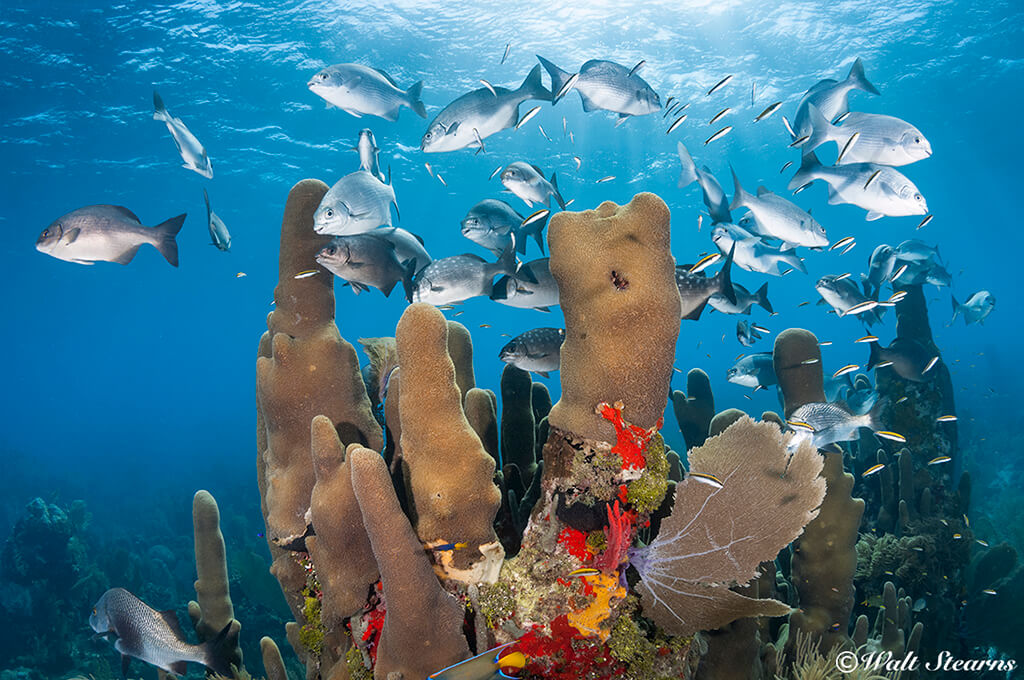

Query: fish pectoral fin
[[111, 246, 142, 265], [445, 121, 460, 136], [167, 660, 188, 676], [70, 258, 96, 265], [682, 300, 708, 321], [62, 227, 81, 244], [535, 305, 552, 312], [865, 211, 884, 221], [350, 281, 370, 295], [537, 371, 551, 378], [342, 108, 363, 118]]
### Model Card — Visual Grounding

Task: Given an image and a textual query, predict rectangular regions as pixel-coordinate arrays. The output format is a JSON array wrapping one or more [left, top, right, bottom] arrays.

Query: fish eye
[[914, 193, 922, 201], [914, 136, 921, 143], [325, 208, 334, 218], [318, 72, 328, 80], [92, 608, 97, 615], [326, 245, 336, 255], [42, 229, 49, 237]]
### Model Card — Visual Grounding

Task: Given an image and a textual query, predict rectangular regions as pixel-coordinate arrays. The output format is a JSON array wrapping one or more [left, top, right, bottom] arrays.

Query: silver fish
[[203, 189, 231, 252], [677, 141, 732, 224], [731, 169, 828, 247], [710, 224, 805, 276], [353, 128, 385, 181], [421, 65, 550, 153], [727, 352, 776, 388], [736, 320, 763, 347], [537, 56, 660, 119], [308, 63, 425, 121], [791, 58, 879, 139], [500, 162, 566, 209], [894, 239, 942, 264], [816, 274, 884, 325], [491, 257, 559, 311], [409, 246, 518, 305], [800, 103, 931, 166], [36, 205, 184, 267], [868, 338, 937, 381], [788, 398, 885, 449], [372, 226, 432, 273], [316, 233, 411, 298], [864, 244, 896, 299], [951, 291, 995, 326], [90, 587, 234, 676], [314, 170, 398, 235], [788, 152, 927, 220], [152, 91, 212, 178], [499, 327, 565, 377], [710, 281, 772, 315], [460, 198, 547, 256], [675, 246, 735, 321]]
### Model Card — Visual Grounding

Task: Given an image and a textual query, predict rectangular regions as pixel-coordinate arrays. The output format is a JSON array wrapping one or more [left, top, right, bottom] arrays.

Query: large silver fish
[[867, 338, 936, 381], [89, 587, 233, 677], [203, 189, 231, 251], [353, 128, 385, 181], [675, 246, 735, 321], [731, 169, 828, 247], [537, 56, 660, 119], [460, 198, 547, 256], [677, 142, 731, 224], [788, 398, 885, 450], [711, 225, 805, 276], [500, 162, 566, 209], [801, 103, 932, 166], [153, 91, 212, 178], [788, 152, 927, 220], [710, 281, 772, 315], [727, 352, 776, 388], [408, 246, 519, 305], [815, 274, 884, 325], [791, 58, 879, 139], [314, 170, 398, 235], [499, 327, 565, 377], [308, 63, 426, 121], [491, 257, 558, 311], [35, 205, 185, 267], [951, 291, 995, 325], [316, 233, 411, 298], [421, 65, 550, 153]]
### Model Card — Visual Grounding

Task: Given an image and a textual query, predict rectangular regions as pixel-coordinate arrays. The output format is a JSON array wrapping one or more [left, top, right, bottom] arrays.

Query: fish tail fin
[[202, 187, 211, 215], [203, 621, 239, 678], [778, 245, 806, 274], [950, 294, 960, 325], [728, 165, 750, 211], [802, 102, 834, 152], [152, 90, 168, 121], [519, 63, 552, 102], [526, 211, 548, 254], [866, 396, 888, 432], [406, 80, 427, 118], [787, 151, 822, 192], [487, 245, 519, 293], [536, 56, 567, 103], [153, 213, 186, 267], [676, 141, 698, 188], [717, 245, 737, 305], [491, 275, 511, 301], [846, 57, 880, 96], [866, 341, 881, 372], [549, 172, 567, 209], [754, 282, 773, 313]]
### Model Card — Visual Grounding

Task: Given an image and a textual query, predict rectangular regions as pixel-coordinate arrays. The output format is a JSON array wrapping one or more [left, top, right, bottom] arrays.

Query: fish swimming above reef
[[499, 327, 565, 377], [373, 225, 431, 272], [731, 169, 828, 248], [500, 162, 567, 210], [951, 291, 995, 326], [676, 245, 736, 321], [316, 233, 412, 298], [788, 152, 927, 221], [408, 245, 524, 305], [710, 225, 805, 276], [736, 319, 763, 347], [313, 170, 398, 235], [152, 91, 213, 178], [460, 198, 547, 256], [537, 55, 661, 120], [867, 337, 939, 382], [787, 398, 887, 450], [421, 65, 551, 152], [491, 257, 559, 311], [308, 63, 426, 120], [727, 352, 776, 388], [89, 587, 234, 677], [791, 58, 879, 140], [353, 128, 386, 182], [891, 259, 951, 288], [203, 189, 231, 252], [816, 274, 884, 325], [35, 205, 185, 267], [863, 244, 897, 299], [677, 141, 732, 224], [800, 103, 932, 166], [710, 281, 772, 315]]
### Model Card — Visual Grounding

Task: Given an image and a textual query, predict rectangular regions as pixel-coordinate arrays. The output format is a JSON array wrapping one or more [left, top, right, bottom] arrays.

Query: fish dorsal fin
[[757, 185, 773, 197], [410, 231, 426, 246], [98, 205, 143, 223], [460, 253, 487, 262], [375, 68, 399, 87], [158, 609, 187, 641], [530, 163, 546, 177]]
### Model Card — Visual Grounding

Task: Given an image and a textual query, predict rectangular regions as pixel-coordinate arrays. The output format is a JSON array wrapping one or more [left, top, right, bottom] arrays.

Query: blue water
[[1, 0, 1022, 674]]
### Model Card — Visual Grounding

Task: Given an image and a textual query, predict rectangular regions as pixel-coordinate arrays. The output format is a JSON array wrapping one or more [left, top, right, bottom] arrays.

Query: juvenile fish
[[152, 91, 212, 178], [308, 63, 426, 120], [203, 189, 231, 252], [36, 205, 185, 267], [499, 327, 565, 377]]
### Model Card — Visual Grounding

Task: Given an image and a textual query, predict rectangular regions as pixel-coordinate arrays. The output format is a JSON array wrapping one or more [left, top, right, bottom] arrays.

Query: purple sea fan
[[630, 417, 826, 637]]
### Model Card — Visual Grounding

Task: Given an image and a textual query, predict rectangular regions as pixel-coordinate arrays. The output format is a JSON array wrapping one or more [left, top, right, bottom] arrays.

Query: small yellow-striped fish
[[554, 73, 580, 102], [568, 568, 600, 577], [708, 107, 731, 125], [480, 79, 496, 97], [788, 134, 810, 148], [687, 471, 724, 489], [876, 431, 907, 443], [976, 540, 989, 547], [830, 236, 855, 251], [843, 300, 878, 317], [862, 463, 886, 478], [479, 323, 491, 328], [855, 335, 879, 344], [515, 105, 541, 130], [666, 114, 687, 134], [981, 588, 997, 595], [923, 356, 939, 373], [294, 270, 319, 279], [888, 290, 908, 304], [755, 101, 782, 122], [436, 172, 447, 187], [836, 132, 860, 164], [573, 155, 582, 171], [706, 74, 733, 96], [874, 360, 894, 368], [864, 168, 881, 190], [936, 415, 957, 423], [235, 272, 247, 278], [833, 364, 859, 378], [788, 420, 815, 432], [780, 160, 794, 173], [818, 341, 833, 346], [917, 214, 933, 229], [705, 126, 733, 145], [792, 181, 814, 194], [891, 263, 908, 281], [689, 252, 722, 274], [801, 358, 820, 364], [522, 209, 549, 227], [596, 175, 615, 184]]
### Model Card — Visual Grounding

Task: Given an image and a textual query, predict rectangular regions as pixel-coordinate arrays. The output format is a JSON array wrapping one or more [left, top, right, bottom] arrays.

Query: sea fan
[[630, 417, 825, 636]]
